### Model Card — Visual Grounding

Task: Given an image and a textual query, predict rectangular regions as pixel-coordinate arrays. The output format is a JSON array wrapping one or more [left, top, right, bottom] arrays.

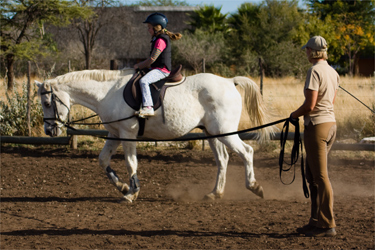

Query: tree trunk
[[85, 48, 91, 70], [85, 42, 91, 70], [354, 55, 360, 76], [84, 24, 92, 70], [348, 55, 354, 77], [6, 54, 15, 92], [347, 44, 354, 77]]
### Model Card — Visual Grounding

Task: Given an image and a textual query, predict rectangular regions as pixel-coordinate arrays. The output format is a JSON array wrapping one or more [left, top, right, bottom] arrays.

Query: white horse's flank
[[36, 69, 275, 202]]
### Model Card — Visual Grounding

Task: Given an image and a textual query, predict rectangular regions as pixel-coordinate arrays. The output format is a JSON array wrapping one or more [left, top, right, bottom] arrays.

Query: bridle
[[40, 87, 70, 129], [40, 85, 137, 130]]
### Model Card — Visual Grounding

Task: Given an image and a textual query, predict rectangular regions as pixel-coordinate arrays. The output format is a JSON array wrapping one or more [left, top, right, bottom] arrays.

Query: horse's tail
[[233, 76, 276, 143]]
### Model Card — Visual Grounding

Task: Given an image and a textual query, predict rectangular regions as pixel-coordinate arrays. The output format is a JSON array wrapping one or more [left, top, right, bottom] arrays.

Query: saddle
[[123, 65, 185, 136], [123, 64, 184, 111]]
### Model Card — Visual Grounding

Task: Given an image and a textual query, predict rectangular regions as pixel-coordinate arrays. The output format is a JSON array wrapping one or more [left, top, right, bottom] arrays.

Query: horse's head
[[35, 80, 71, 137]]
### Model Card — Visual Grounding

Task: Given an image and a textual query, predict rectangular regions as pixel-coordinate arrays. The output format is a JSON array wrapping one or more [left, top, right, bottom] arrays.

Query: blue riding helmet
[[143, 12, 168, 29]]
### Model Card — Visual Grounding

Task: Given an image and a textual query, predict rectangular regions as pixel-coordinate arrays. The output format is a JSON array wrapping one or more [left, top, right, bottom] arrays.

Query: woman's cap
[[143, 12, 168, 29], [302, 36, 328, 51]]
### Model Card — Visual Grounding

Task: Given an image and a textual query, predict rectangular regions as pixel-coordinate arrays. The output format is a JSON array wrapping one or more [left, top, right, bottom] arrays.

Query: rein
[[66, 114, 137, 128], [100, 118, 288, 141], [279, 119, 309, 198]]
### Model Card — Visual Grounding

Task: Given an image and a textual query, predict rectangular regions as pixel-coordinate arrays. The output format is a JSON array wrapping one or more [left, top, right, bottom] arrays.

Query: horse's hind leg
[[219, 135, 264, 198], [204, 138, 230, 200], [99, 137, 129, 195]]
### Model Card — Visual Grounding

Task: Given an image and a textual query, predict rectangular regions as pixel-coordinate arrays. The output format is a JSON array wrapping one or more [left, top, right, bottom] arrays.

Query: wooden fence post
[[27, 61, 31, 136], [110, 60, 118, 70], [259, 58, 264, 96], [70, 135, 77, 149]]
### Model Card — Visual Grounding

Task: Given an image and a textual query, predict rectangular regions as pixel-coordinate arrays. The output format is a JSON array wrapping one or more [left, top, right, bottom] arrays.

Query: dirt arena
[[1, 144, 374, 249]]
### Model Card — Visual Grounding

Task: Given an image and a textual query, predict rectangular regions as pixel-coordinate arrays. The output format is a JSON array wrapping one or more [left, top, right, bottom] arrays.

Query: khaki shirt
[[304, 61, 340, 126]]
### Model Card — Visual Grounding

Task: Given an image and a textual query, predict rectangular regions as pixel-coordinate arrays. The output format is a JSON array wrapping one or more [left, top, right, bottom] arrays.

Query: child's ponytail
[[153, 25, 182, 41], [165, 29, 182, 41]]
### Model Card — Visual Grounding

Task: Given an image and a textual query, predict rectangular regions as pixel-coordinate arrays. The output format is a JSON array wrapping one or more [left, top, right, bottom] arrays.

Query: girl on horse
[[134, 12, 182, 117]]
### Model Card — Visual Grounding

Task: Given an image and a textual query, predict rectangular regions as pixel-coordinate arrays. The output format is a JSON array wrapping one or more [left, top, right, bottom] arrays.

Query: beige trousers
[[304, 122, 337, 229]]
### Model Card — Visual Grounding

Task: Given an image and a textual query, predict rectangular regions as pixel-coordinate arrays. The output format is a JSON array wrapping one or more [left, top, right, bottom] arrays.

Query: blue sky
[[120, 0, 307, 15]]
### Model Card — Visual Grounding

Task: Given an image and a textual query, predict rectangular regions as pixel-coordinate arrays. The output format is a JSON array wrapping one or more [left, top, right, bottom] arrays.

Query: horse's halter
[[41, 87, 70, 128]]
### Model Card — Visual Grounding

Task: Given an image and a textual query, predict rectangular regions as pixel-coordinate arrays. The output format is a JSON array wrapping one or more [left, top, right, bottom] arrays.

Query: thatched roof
[[48, 6, 196, 68]]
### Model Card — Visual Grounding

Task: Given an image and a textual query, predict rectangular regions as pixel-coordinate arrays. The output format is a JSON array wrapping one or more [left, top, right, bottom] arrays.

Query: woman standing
[[290, 36, 340, 237]]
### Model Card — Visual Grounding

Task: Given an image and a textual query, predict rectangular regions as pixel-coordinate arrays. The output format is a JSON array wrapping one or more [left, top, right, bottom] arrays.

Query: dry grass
[[241, 75, 375, 140], [1, 75, 374, 148]]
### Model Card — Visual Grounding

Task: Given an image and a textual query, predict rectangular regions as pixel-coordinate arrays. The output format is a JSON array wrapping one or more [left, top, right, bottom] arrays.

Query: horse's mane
[[51, 68, 135, 84]]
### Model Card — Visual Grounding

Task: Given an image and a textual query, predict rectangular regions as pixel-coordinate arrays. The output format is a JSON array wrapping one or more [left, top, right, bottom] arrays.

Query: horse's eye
[[44, 101, 51, 108]]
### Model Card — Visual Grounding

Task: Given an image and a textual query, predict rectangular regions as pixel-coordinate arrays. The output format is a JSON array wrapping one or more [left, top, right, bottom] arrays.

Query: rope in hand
[[339, 86, 375, 114], [279, 117, 309, 198]]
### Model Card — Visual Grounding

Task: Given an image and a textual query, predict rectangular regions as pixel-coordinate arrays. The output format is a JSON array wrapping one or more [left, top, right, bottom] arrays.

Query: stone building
[[48, 6, 196, 70]]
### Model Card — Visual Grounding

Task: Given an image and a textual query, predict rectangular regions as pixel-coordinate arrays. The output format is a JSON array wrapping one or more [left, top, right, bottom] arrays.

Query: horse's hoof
[[249, 182, 264, 198], [204, 193, 215, 200], [132, 191, 139, 201], [116, 182, 129, 195], [203, 193, 222, 200], [118, 196, 133, 204]]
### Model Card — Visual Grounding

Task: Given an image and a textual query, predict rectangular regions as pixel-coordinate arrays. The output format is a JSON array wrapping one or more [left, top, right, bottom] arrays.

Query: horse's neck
[[61, 80, 114, 112]]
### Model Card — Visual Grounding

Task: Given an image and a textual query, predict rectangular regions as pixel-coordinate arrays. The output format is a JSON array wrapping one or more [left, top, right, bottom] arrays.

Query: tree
[[227, 3, 261, 57], [226, 0, 307, 77], [174, 29, 225, 74], [186, 5, 230, 34], [306, 0, 375, 75], [0, 0, 93, 91], [256, 0, 303, 56], [72, 0, 116, 70], [332, 12, 374, 75]]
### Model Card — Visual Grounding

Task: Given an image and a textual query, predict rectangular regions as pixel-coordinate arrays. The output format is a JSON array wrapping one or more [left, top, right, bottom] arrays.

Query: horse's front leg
[[119, 141, 140, 203], [99, 137, 129, 195]]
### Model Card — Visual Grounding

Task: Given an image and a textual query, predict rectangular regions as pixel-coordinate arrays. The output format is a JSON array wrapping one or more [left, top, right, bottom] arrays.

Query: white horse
[[36, 68, 275, 203]]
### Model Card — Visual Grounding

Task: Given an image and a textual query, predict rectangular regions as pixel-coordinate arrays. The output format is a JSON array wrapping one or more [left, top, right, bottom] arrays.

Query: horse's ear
[[35, 80, 43, 88]]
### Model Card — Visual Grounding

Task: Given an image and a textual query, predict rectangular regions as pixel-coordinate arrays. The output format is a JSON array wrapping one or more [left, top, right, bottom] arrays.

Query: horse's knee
[[99, 151, 111, 169], [99, 158, 107, 170], [99, 140, 120, 168]]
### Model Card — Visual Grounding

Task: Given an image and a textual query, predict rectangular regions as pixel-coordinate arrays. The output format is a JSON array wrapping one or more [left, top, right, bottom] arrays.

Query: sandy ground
[[1, 145, 374, 249]]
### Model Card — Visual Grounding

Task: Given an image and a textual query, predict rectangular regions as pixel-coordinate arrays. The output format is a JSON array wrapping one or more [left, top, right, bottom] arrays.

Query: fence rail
[[1, 136, 71, 145], [1, 129, 374, 151]]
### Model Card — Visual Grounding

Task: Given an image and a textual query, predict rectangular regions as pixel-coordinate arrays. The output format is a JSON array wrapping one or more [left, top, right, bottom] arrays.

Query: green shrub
[[0, 82, 43, 136]]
